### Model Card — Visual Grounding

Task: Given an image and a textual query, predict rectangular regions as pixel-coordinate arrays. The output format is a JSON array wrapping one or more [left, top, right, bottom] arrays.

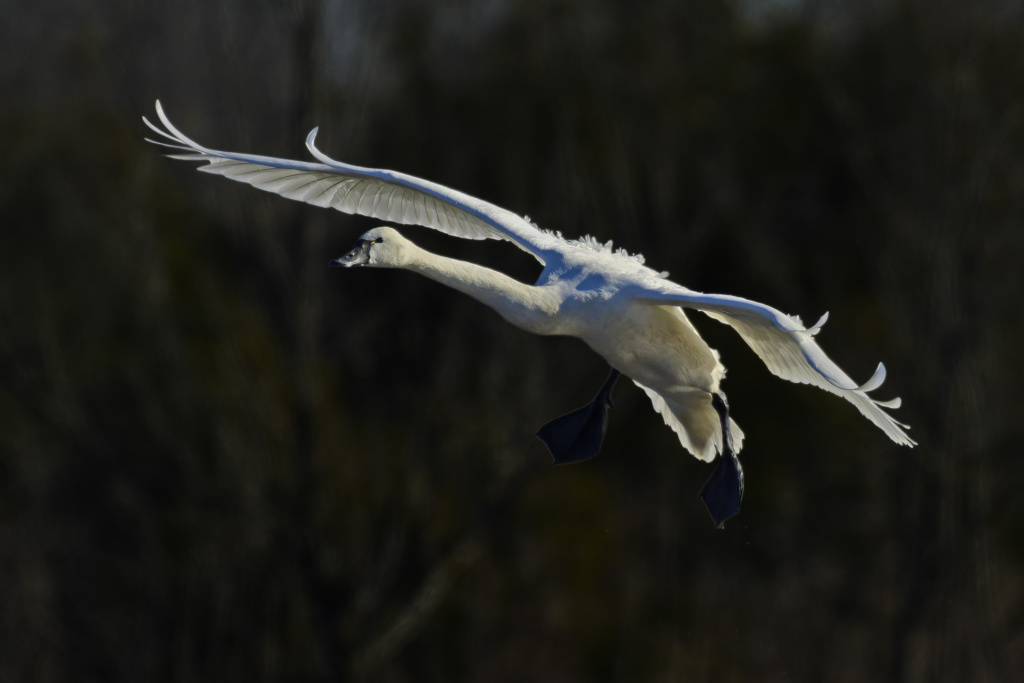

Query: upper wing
[[635, 282, 916, 447], [143, 101, 560, 263]]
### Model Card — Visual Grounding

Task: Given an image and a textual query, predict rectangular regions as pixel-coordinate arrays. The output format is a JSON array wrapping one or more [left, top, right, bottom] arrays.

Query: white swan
[[144, 101, 914, 526]]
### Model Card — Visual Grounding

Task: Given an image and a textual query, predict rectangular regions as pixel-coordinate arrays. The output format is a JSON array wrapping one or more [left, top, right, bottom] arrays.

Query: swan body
[[144, 101, 915, 522], [337, 225, 746, 461]]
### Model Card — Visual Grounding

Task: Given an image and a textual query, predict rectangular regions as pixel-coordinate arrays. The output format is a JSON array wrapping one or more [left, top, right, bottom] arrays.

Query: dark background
[[2, 0, 1022, 680]]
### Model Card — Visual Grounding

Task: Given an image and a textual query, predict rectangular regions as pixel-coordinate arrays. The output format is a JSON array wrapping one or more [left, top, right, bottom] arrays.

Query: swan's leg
[[699, 392, 745, 528], [536, 368, 621, 465]]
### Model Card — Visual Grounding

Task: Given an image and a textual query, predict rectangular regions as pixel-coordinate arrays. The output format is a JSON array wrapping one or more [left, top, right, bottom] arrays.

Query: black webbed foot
[[536, 368, 621, 465], [699, 449, 744, 528], [699, 393, 745, 528]]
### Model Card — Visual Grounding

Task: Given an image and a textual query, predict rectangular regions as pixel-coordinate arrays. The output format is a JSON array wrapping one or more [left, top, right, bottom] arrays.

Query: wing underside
[[636, 285, 915, 447], [144, 101, 558, 263]]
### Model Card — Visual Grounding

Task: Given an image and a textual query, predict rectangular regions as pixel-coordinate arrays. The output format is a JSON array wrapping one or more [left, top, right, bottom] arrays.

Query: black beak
[[330, 239, 372, 268]]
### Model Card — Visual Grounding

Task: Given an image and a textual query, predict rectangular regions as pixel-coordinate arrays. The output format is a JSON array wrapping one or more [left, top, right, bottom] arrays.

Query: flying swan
[[144, 101, 915, 527]]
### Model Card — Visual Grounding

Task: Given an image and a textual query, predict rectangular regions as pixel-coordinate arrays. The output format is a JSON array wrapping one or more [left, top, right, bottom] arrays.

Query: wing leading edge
[[143, 101, 559, 263]]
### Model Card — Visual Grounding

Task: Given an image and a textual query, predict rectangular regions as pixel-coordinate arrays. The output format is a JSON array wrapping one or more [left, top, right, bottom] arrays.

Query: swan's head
[[330, 227, 412, 269]]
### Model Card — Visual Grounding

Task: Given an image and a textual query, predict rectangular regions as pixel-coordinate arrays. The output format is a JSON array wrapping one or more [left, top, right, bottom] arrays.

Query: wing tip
[[876, 395, 901, 411], [150, 100, 206, 151], [856, 362, 887, 393], [894, 428, 918, 447], [155, 100, 171, 131], [807, 311, 829, 336], [305, 126, 338, 166]]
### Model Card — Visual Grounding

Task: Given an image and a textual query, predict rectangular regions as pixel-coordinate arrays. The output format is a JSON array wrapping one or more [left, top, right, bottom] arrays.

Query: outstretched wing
[[143, 101, 560, 263], [635, 283, 915, 447]]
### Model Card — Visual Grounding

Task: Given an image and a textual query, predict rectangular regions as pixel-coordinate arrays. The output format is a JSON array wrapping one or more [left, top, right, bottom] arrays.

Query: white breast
[[575, 297, 723, 395]]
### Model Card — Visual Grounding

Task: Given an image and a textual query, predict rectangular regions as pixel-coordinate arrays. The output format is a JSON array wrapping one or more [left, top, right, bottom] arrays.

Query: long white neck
[[403, 244, 559, 334]]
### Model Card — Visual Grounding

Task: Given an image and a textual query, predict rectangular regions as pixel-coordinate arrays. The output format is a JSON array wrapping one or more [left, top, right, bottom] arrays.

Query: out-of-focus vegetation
[[2, 0, 1022, 680]]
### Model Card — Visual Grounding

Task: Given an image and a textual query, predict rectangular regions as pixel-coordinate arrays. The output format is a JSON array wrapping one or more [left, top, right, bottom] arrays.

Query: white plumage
[[144, 101, 915, 470]]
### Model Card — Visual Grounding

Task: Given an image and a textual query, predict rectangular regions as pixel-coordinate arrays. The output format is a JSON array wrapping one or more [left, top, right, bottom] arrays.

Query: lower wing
[[635, 284, 915, 447]]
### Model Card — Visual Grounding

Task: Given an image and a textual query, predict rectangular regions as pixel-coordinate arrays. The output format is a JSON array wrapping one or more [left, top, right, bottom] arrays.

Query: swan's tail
[[634, 383, 744, 462]]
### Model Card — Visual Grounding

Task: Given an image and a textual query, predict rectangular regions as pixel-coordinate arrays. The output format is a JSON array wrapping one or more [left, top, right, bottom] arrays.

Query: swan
[[144, 101, 915, 527]]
